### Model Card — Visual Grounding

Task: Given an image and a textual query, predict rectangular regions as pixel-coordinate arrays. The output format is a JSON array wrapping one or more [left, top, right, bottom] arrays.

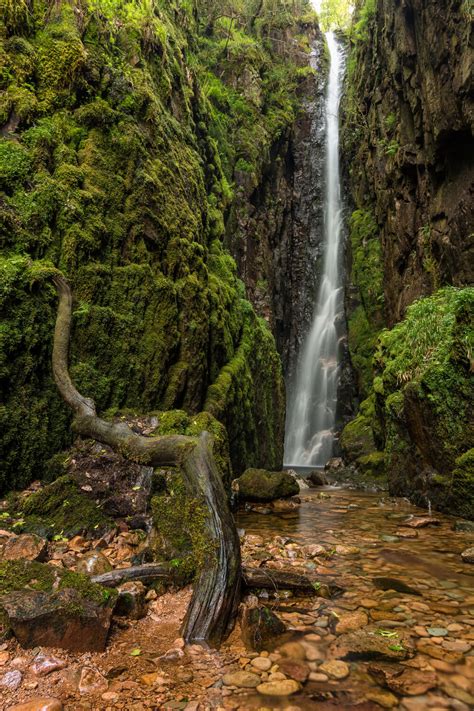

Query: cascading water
[[284, 31, 346, 467]]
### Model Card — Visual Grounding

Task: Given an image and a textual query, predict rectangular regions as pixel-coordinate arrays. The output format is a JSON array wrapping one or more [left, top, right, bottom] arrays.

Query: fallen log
[[46, 269, 241, 648], [92, 563, 344, 598]]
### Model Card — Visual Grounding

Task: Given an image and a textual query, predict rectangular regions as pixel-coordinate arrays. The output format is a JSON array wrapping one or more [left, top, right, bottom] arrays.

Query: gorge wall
[[0, 0, 321, 493], [341, 0, 474, 516]]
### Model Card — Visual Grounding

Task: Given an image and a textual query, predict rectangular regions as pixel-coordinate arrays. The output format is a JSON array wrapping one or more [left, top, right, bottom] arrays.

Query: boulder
[[233, 469, 299, 502], [76, 552, 112, 576], [308, 470, 328, 487], [0, 560, 116, 652], [240, 605, 286, 651], [115, 581, 147, 619], [2, 534, 48, 562], [330, 625, 415, 662]]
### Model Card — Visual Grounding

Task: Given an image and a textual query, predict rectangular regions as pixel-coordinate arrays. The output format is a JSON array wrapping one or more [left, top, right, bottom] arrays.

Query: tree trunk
[[49, 272, 241, 647]]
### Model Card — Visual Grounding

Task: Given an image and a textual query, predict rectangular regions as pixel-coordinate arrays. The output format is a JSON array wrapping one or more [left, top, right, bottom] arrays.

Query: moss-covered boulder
[[0, 560, 117, 651], [233, 468, 299, 502], [340, 395, 385, 480], [375, 287, 474, 518]]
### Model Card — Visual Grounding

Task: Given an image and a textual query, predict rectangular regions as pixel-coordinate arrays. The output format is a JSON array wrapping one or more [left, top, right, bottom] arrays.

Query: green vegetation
[[0, 559, 117, 608], [318, 0, 353, 31], [376, 287, 474, 514], [347, 208, 384, 396], [0, 0, 316, 492]]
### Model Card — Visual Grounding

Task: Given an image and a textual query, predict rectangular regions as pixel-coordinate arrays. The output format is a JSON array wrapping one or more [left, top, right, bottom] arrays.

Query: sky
[[312, 0, 322, 11]]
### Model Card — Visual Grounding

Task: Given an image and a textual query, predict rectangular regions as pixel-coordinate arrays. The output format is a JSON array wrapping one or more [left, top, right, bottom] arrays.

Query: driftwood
[[92, 563, 344, 598], [49, 272, 241, 647]]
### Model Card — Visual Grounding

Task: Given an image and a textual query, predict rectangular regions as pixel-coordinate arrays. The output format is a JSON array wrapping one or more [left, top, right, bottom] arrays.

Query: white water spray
[[285, 32, 345, 467]]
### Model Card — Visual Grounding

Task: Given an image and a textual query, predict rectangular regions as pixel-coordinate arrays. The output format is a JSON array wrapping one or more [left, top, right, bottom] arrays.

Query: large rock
[[330, 625, 415, 662], [0, 560, 116, 652], [2, 534, 48, 562], [233, 469, 299, 502], [240, 604, 286, 651]]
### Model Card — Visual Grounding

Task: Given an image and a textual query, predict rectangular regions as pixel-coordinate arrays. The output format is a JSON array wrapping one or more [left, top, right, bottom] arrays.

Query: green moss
[[0, 0, 294, 494], [151, 470, 216, 580], [18, 475, 111, 538], [375, 287, 474, 514], [0, 560, 117, 615], [355, 451, 385, 478], [234, 468, 299, 502]]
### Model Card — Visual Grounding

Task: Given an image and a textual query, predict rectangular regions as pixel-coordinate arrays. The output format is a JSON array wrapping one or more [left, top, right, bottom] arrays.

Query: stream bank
[[1, 486, 473, 710]]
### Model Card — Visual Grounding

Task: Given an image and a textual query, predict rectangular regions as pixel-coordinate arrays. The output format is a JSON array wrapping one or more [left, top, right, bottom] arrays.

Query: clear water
[[285, 32, 345, 468]]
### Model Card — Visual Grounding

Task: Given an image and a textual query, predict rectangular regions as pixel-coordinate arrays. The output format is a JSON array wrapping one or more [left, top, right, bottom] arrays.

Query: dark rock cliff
[[341, 0, 474, 516]]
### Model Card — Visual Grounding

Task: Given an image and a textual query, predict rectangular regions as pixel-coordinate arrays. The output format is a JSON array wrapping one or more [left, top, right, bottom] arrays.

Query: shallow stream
[[233, 488, 474, 709]]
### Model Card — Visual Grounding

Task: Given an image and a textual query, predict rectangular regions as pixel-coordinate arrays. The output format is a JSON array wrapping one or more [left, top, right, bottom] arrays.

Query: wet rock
[[319, 660, 350, 679], [250, 657, 272, 671], [3, 534, 47, 562], [278, 641, 307, 660], [416, 641, 463, 663], [278, 658, 310, 682], [386, 669, 437, 695], [76, 552, 112, 576], [78, 667, 108, 694], [9, 699, 63, 711], [335, 545, 360, 555], [460, 547, 474, 563], [256, 679, 301, 695], [402, 517, 441, 529], [325, 458, 344, 471], [330, 625, 414, 661], [31, 653, 67, 676], [240, 605, 286, 651], [453, 520, 474, 532], [115, 581, 147, 619], [234, 469, 299, 502], [0, 669, 22, 690], [222, 671, 260, 688], [395, 530, 418, 539], [271, 497, 301, 512], [366, 690, 399, 708], [372, 577, 421, 596], [335, 610, 368, 633], [302, 544, 326, 557], [427, 627, 448, 636], [0, 587, 115, 652], [308, 470, 328, 487]]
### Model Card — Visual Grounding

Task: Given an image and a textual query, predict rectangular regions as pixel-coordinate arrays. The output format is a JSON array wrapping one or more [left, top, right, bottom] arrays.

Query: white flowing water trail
[[284, 32, 346, 467]]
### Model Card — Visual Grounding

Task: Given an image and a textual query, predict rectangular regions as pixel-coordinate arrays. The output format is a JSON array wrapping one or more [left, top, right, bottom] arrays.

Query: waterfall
[[284, 32, 346, 467]]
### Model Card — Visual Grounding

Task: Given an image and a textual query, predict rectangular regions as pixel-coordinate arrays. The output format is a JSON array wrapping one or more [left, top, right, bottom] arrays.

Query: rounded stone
[[251, 657, 272, 671], [222, 671, 260, 688], [256, 679, 301, 696], [319, 660, 350, 679]]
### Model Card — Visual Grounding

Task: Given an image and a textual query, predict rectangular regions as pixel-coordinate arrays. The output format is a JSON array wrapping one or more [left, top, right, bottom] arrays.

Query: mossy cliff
[[340, 0, 474, 515], [0, 1, 317, 492]]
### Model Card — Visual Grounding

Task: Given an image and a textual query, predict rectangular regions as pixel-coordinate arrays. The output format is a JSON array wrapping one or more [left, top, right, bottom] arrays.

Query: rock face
[[344, 0, 473, 327], [234, 469, 299, 502], [342, 0, 473, 517]]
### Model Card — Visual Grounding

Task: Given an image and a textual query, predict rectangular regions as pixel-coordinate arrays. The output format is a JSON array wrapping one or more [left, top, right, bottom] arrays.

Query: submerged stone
[[240, 605, 287, 651]]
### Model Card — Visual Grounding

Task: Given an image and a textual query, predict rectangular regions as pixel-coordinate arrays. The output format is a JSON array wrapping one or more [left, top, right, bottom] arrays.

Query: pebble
[[278, 642, 306, 660], [461, 547, 474, 563], [308, 672, 328, 682], [250, 657, 272, 671], [31, 653, 67, 677], [0, 650, 9, 665], [222, 671, 260, 688], [256, 679, 301, 696], [335, 610, 368, 633], [319, 660, 350, 679], [0, 669, 22, 690], [78, 667, 108, 694], [427, 627, 448, 637], [8, 699, 63, 711]]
